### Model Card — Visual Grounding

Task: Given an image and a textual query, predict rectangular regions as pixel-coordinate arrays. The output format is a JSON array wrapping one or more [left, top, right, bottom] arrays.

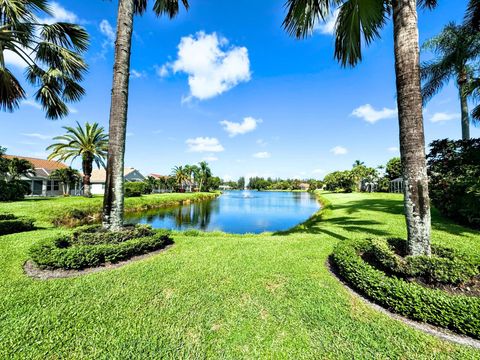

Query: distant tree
[[172, 166, 189, 191], [323, 171, 355, 193], [421, 23, 480, 139], [352, 160, 365, 168], [207, 176, 221, 191], [197, 161, 212, 192], [47, 122, 108, 197], [0, 0, 89, 118], [237, 176, 245, 190], [50, 167, 80, 195], [386, 157, 402, 180], [6, 157, 35, 181]]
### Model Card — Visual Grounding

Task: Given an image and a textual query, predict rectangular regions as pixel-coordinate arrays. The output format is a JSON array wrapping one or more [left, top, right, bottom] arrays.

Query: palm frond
[[0, 67, 26, 112], [420, 58, 454, 104], [153, 0, 189, 18], [418, 0, 438, 10], [465, 0, 480, 30]]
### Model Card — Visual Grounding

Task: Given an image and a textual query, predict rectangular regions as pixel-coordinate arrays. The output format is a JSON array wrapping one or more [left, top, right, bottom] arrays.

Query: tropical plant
[[385, 157, 402, 180], [465, 0, 480, 30], [171, 165, 189, 190], [49, 167, 80, 195], [421, 23, 480, 140], [0, 0, 89, 118], [352, 160, 364, 168], [102, 0, 190, 231], [283, 0, 435, 255], [197, 161, 211, 192], [47, 122, 108, 197], [5, 157, 34, 181]]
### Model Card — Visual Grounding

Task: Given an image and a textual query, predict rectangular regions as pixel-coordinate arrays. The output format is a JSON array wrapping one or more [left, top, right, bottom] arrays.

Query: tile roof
[[3, 155, 67, 178]]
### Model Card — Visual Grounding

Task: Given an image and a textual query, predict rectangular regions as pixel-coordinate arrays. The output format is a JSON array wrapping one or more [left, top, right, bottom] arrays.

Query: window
[[46, 182, 51, 191], [53, 181, 60, 191]]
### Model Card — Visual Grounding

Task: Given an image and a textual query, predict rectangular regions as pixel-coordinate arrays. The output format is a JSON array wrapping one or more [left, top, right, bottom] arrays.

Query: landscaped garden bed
[[29, 224, 173, 270], [0, 213, 35, 236], [331, 237, 480, 339]]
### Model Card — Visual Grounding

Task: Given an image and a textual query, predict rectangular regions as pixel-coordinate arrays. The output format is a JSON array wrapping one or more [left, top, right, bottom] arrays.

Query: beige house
[[90, 167, 145, 195]]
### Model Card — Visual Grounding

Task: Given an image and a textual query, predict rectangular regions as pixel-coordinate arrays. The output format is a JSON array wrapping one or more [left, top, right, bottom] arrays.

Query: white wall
[[91, 183, 104, 195]]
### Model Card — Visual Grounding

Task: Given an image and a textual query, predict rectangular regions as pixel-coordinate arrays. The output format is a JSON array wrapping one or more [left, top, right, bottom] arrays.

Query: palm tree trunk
[[82, 157, 93, 198], [102, 0, 135, 231], [392, 0, 431, 256], [458, 71, 470, 140]]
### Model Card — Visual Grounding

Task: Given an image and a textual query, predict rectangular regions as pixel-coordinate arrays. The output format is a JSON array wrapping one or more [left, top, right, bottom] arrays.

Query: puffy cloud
[[220, 116, 261, 137], [100, 19, 115, 45], [186, 137, 224, 153], [330, 146, 348, 155], [41, 2, 79, 24], [315, 9, 339, 35], [21, 100, 42, 110], [351, 104, 397, 124], [130, 69, 146, 79], [253, 151, 271, 159], [429, 112, 460, 123], [387, 146, 399, 153], [21, 133, 52, 140], [162, 32, 251, 100]]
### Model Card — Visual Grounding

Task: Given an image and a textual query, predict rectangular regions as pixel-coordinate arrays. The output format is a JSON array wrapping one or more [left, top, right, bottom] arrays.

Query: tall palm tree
[[421, 23, 480, 140], [47, 122, 108, 197], [197, 161, 211, 192], [283, 0, 436, 256], [0, 0, 89, 118], [102, 0, 189, 230], [172, 165, 189, 190]]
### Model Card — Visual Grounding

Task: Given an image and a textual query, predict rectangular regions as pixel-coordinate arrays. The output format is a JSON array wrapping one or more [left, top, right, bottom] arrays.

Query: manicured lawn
[[0, 192, 479, 358]]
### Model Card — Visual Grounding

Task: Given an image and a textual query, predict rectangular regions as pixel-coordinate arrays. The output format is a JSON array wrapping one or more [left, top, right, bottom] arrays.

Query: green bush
[[125, 182, 146, 197], [427, 138, 480, 228], [0, 215, 35, 236], [323, 171, 355, 193], [30, 226, 173, 270], [369, 238, 478, 285], [0, 180, 30, 201], [331, 239, 480, 339]]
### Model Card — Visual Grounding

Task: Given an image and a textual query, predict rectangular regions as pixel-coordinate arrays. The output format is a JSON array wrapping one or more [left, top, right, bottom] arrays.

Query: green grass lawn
[[0, 192, 479, 358]]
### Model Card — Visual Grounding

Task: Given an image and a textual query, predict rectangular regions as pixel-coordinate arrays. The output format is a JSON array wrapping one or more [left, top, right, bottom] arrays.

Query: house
[[3, 155, 69, 196], [90, 167, 145, 195], [299, 183, 310, 191], [147, 174, 172, 193]]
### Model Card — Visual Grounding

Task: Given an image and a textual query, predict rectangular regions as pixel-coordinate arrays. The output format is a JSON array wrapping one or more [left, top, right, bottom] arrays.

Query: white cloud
[[41, 2, 78, 24], [156, 64, 169, 78], [253, 151, 271, 159], [21, 100, 42, 110], [220, 116, 261, 137], [131, 69, 146, 79], [21, 133, 52, 140], [315, 9, 339, 35], [98, 19, 115, 57], [429, 112, 460, 123], [330, 146, 348, 155], [162, 31, 251, 101], [256, 139, 267, 147], [186, 137, 224, 153], [351, 104, 397, 124], [202, 155, 219, 162], [387, 146, 399, 153], [69, 106, 78, 114]]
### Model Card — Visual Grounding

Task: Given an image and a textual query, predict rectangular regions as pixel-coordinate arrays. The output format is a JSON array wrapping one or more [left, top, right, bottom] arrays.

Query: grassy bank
[[0, 192, 479, 358], [0, 192, 219, 228]]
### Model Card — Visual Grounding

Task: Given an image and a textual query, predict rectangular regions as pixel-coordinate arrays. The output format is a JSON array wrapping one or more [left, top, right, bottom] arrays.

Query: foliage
[[50, 167, 81, 195], [369, 238, 478, 285], [323, 171, 355, 193], [0, 0, 89, 118], [125, 182, 147, 197], [0, 214, 34, 235], [331, 238, 480, 339], [30, 226, 173, 270], [0, 180, 30, 201], [427, 138, 480, 228], [206, 176, 221, 191], [385, 157, 402, 180]]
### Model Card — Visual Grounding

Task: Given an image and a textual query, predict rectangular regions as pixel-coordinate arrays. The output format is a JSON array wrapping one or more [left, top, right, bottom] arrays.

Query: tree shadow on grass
[[331, 198, 405, 216]]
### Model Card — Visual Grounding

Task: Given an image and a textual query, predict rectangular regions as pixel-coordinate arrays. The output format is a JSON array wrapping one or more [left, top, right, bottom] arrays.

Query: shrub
[[125, 182, 146, 197], [0, 215, 35, 236], [369, 238, 478, 285], [0, 180, 30, 201], [323, 171, 356, 193], [427, 138, 480, 228], [30, 225, 173, 270], [331, 239, 480, 339]]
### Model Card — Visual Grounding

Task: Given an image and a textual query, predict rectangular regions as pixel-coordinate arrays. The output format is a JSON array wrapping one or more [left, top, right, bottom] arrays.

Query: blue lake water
[[125, 190, 320, 234]]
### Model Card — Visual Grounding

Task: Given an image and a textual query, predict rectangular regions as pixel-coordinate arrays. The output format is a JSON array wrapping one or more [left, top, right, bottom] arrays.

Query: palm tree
[[102, 0, 189, 231], [352, 160, 365, 168], [283, 0, 436, 256], [465, 0, 480, 30], [0, 0, 89, 118], [50, 167, 80, 195], [6, 157, 34, 181], [47, 122, 108, 197], [172, 165, 189, 191], [197, 161, 211, 192], [421, 23, 480, 140]]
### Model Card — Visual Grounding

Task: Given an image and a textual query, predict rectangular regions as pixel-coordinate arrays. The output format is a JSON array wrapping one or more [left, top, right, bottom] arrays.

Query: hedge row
[[30, 228, 173, 270], [0, 214, 35, 236], [370, 238, 478, 285], [331, 239, 480, 339]]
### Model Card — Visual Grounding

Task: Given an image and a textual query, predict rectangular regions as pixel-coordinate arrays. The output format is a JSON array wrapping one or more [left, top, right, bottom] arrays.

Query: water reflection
[[125, 190, 320, 234]]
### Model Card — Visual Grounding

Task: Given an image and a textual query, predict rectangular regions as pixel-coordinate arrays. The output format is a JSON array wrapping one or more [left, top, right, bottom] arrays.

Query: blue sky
[[2, 0, 479, 181]]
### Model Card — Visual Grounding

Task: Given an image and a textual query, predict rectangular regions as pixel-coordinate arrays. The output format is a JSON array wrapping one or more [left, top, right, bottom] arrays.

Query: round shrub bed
[[331, 238, 480, 339], [0, 213, 35, 236], [30, 225, 173, 270]]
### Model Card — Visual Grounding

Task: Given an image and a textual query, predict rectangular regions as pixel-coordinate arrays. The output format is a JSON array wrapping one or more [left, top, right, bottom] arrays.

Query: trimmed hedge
[[30, 226, 173, 270], [370, 238, 478, 285], [0, 214, 35, 236], [331, 239, 480, 339]]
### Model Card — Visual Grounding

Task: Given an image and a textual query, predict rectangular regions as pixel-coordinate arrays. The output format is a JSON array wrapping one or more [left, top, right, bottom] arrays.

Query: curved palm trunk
[[102, 0, 135, 231], [82, 157, 93, 197], [458, 70, 470, 140], [393, 0, 431, 256]]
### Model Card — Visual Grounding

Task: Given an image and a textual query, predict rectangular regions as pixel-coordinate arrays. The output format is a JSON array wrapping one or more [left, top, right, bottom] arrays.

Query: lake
[[125, 190, 320, 234]]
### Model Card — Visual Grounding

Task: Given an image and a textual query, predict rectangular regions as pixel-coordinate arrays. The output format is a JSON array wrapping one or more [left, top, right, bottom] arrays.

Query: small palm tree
[[172, 166, 189, 191], [421, 23, 480, 140], [352, 160, 365, 168], [50, 167, 80, 195], [197, 161, 211, 192], [283, 0, 437, 256], [0, 0, 89, 118], [102, 0, 190, 230], [6, 157, 34, 181], [47, 122, 108, 197]]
